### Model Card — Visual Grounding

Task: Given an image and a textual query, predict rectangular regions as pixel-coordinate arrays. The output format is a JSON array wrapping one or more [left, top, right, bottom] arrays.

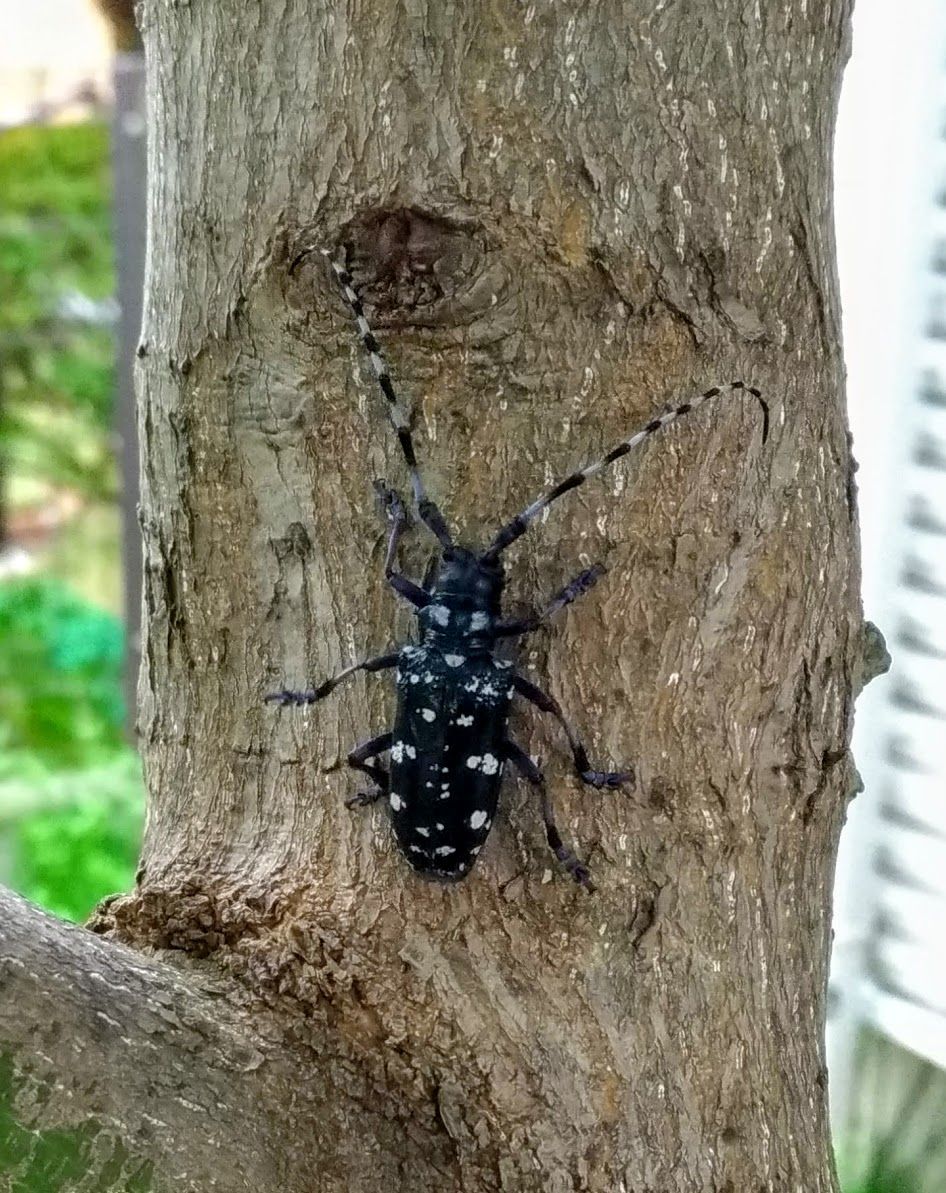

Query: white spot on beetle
[[409, 845, 424, 854], [389, 793, 404, 811], [470, 612, 489, 631], [429, 605, 450, 626], [465, 754, 500, 775], [470, 846, 481, 856], [409, 674, 420, 684], [470, 810, 489, 830], [390, 741, 417, 763], [421, 708, 436, 722], [444, 654, 465, 667], [436, 822, 444, 831], [435, 846, 455, 856], [416, 827, 430, 838], [456, 714, 474, 726]]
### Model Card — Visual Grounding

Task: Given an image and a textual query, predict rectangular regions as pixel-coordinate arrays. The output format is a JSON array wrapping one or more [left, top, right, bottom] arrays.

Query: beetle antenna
[[322, 250, 453, 549], [482, 381, 768, 562]]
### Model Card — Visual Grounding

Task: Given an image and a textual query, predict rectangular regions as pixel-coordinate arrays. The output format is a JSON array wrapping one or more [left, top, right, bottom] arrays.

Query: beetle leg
[[493, 565, 605, 638], [374, 479, 431, 607], [503, 741, 594, 891], [511, 674, 635, 790], [346, 731, 393, 808], [265, 652, 399, 706]]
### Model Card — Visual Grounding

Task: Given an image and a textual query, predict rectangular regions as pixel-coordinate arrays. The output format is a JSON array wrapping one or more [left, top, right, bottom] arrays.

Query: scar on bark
[[291, 206, 487, 315]]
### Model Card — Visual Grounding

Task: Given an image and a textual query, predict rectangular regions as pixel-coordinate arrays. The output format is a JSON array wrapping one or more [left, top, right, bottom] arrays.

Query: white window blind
[[831, 0, 946, 1126]]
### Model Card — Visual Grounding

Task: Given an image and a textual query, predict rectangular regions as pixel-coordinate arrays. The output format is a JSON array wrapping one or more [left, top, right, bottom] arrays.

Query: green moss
[[0, 1054, 154, 1191]]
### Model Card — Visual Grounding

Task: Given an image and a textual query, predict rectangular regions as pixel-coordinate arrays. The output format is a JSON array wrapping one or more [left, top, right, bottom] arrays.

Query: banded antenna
[[481, 381, 769, 562], [321, 250, 454, 549]]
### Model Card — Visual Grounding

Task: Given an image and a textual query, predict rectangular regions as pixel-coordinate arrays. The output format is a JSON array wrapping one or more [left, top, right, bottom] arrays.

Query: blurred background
[[0, 0, 143, 927], [0, 2, 943, 1189]]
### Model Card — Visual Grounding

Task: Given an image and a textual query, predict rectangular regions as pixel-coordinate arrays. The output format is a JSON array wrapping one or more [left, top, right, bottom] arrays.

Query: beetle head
[[432, 546, 504, 612]]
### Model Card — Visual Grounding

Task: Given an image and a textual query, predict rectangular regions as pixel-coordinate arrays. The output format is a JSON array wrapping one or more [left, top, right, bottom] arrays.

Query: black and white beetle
[[267, 251, 768, 890]]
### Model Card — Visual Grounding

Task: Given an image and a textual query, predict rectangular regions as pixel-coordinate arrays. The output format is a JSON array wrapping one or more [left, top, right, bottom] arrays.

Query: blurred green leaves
[[0, 120, 142, 922], [0, 578, 143, 921], [0, 578, 123, 767], [0, 122, 116, 506], [6, 755, 143, 923]]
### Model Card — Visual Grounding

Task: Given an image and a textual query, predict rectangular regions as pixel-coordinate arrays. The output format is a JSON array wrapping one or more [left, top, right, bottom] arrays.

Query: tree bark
[[0, 2, 863, 1190]]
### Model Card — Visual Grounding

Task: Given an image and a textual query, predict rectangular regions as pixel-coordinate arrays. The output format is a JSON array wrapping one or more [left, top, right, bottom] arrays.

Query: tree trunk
[[0, 2, 864, 1190]]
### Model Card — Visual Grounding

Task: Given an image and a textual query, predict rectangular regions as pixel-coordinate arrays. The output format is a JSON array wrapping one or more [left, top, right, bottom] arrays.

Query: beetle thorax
[[417, 547, 503, 649]]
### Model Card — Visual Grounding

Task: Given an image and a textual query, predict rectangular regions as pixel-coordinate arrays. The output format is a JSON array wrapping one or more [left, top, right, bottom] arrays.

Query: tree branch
[[0, 886, 428, 1192]]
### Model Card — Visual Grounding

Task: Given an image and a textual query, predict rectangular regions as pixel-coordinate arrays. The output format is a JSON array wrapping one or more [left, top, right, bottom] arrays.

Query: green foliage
[[0, 124, 142, 923], [7, 753, 143, 922], [843, 1166, 922, 1193], [0, 577, 143, 921], [0, 122, 116, 505], [845, 1181, 918, 1193], [0, 578, 124, 768]]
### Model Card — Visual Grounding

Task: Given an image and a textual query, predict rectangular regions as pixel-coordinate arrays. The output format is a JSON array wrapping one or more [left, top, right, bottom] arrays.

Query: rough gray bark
[[0, 1, 862, 1190]]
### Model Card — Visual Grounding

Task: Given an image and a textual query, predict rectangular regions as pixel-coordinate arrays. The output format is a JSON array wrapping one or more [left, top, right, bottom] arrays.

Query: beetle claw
[[580, 768, 635, 791], [373, 479, 410, 527], [556, 848, 596, 893], [346, 789, 383, 810]]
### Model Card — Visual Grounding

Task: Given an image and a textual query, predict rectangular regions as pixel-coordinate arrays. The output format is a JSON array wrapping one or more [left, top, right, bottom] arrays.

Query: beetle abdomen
[[388, 645, 513, 881]]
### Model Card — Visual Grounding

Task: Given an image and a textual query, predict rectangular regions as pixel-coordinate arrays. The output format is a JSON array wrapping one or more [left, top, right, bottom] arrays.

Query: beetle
[[267, 251, 768, 890]]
